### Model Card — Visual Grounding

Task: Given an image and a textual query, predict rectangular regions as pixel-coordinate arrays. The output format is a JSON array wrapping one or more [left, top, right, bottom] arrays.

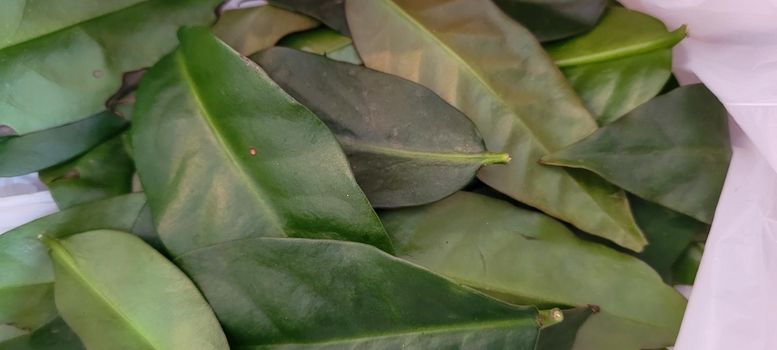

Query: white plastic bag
[[0, 174, 57, 234]]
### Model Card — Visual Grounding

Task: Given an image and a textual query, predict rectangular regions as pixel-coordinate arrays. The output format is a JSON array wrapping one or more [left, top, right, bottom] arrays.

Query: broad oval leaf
[[0, 0, 220, 135], [380, 191, 687, 349], [547, 7, 687, 124], [0, 194, 147, 334], [132, 27, 392, 256], [277, 27, 362, 64], [494, 0, 606, 42], [177, 237, 540, 348], [268, 0, 350, 36], [347, 0, 646, 251], [44, 230, 228, 350], [0, 111, 126, 177], [213, 5, 318, 56], [542, 84, 731, 224], [39, 135, 134, 209], [255, 47, 509, 208]]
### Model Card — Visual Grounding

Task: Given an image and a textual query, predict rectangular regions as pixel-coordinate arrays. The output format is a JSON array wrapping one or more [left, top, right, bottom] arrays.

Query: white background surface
[[2, 0, 776, 348]]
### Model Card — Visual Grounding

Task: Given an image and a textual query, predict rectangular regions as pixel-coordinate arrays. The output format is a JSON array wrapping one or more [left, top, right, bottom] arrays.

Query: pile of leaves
[[0, 0, 731, 349]]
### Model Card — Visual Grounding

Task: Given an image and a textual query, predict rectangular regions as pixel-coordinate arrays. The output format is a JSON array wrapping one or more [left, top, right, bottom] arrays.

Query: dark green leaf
[[380, 191, 686, 350], [255, 47, 509, 208], [0, 0, 220, 135], [268, 0, 350, 36], [213, 5, 318, 56], [44, 230, 228, 349], [632, 197, 709, 282], [536, 307, 594, 350], [0, 317, 82, 350], [132, 27, 392, 256], [0, 112, 126, 177], [277, 27, 362, 64], [672, 242, 704, 285], [547, 7, 686, 124], [348, 0, 646, 251], [542, 84, 731, 223], [0, 194, 146, 332], [494, 0, 606, 42], [177, 237, 540, 348], [39, 136, 134, 209]]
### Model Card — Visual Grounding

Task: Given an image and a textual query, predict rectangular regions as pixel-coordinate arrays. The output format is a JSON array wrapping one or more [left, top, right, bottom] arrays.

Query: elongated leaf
[[268, 0, 350, 35], [547, 7, 686, 124], [0, 317, 82, 350], [133, 27, 392, 256], [672, 242, 704, 285], [213, 5, 318, 56], [0, 194, 146, 332], [177, 237, 539, 348], [255, 47, 509, 207], [39, 136, 134, 209], [494, 0, 606, 42], [348, 0, 646, 251], [278, 27, 362, 64], [543, 84, 731, 224], [0, 0, 220, 135], [380, 191, 687, 349], [44, 230, 228, 350], [536, 307, 594, 350], [632, 196, 709, 282], [0, 111, 126, 177]]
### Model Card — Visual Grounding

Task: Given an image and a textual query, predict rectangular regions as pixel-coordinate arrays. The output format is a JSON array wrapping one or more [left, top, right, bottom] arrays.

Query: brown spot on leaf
[[92, 69, 104, 78], [249, 147, 257, 156], [588, 304, 601, 314]]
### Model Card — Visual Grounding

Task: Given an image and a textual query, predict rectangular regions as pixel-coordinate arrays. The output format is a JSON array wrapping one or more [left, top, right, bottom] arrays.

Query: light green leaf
[[0, 0, 220, 135], [44, 230, 228, 350], [0, 111, 126, 177], [177, 237, 540, 349], [39, 135, 134, 210], [547, 7, 687, 124], [278, 27, 362, 64], [347, 0, 646, 251], [213, 5, 318, 56], [380, 191, 687, 349], [542, 84, 731, 223], [132, 27, 392, 256], [494, 0, 606, 42], [255, 47, 509, 208]]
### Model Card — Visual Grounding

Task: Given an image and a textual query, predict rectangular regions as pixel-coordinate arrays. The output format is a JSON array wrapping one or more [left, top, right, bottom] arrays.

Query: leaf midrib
[[173, 51, 286, 238], [341, 139, 510, 165], [554, 26, 687, 67], [46, 238, 158, 350]]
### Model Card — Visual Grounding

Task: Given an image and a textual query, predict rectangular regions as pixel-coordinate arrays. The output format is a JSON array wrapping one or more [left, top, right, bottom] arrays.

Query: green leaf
[[0, 317, 83, 350], [132, 27, 392, 256], [176, 237, 540, 348], [268, 0, 350, 36], [212, 5, 318, 56], [255, 47, 509, 208], [542, 84, 731, 224], [43, 230, 228, 350], [672, 242, 704, 285], [494, 0, 606, 42], [347, 0, 646, 251], [277, 27, 362, 64], [0, 0, 220, 135], [547, 7, 687, 124], [536, 307, 594, 350], [380, 191, 686, 349], [0, 194, 147, 332], [0, 111, 126, 177], [39, 136, 134, 210], [632, 197, 709, 282]]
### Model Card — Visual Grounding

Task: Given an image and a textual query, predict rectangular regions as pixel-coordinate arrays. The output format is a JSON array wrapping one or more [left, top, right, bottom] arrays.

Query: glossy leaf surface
[[548, 7, 686, 124], [213, 5, 318, 56], [256, 47, 509, 208], [0, 317, 82, 350], [380, 192, 686, 349], [494, 0, 606, 42], [0, 194, 146, 332], [632, 197, 709, 282], [277, 28, 362, 64], [0, 111, 126, 177], [132, 27, 392, 256], [40, 136, 134, 209], [177, 237, 539, 348], [0, 0, 220, 135], [543, 84, 731, 224], [45, 230, 228, 350], [268, 0, 350, 35], [348, 0, 646, 251]]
